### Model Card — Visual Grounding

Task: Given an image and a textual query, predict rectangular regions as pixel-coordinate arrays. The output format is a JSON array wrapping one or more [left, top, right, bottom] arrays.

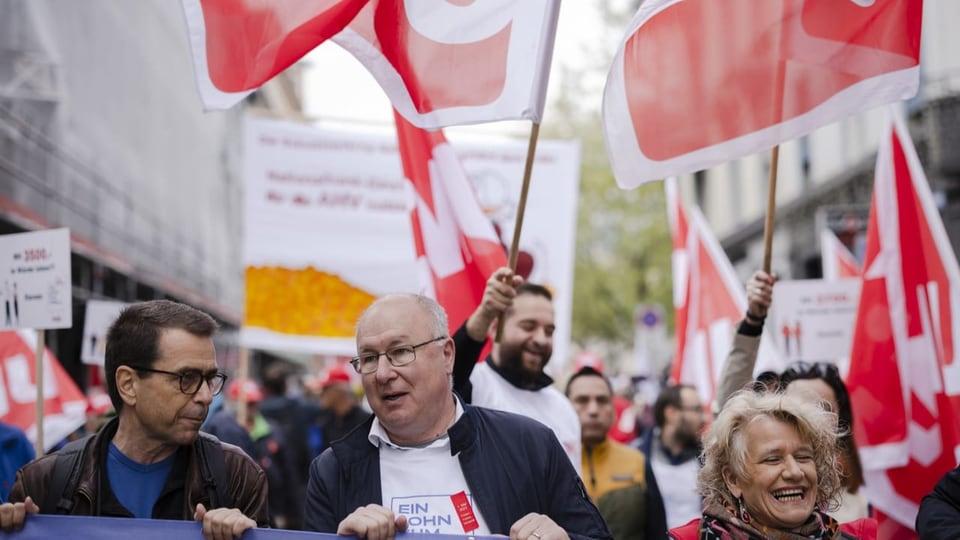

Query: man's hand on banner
[[194, 503, 255, 540], [0, 496, 39, 532], [337, 504, 408, 540]]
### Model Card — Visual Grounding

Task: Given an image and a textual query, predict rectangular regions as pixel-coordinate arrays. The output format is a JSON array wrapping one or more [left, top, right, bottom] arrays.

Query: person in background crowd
[[258, 362, 321, 530], [632, 384, 705, 531], [315, 364, 370, 453], [916, 464, 960, 538], [0, 300, 267, 540], [566, 366, 666, 540], [452, 267, 581, 472], [669, 391, 877, 539], [0, 421, 33, 502], [209, 378, 300, 529], [304, 294, 610, 539]]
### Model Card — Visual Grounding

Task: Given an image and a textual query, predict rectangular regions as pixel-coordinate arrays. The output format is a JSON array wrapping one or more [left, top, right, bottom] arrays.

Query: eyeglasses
[[135, 367, 227, 396], [351, 336, 447, 374]]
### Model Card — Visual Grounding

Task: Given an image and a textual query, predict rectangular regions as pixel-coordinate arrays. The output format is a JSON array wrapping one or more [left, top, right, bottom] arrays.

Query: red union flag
[[181, 0, 368, 110], [821, 229, 861, 280], [667, 179, 784, 406], [0, 331, 87, 451], [394, 110, 507, 333], [335, 0, 560, 128], [846, 112, 960, 536], [666, 178, 692, 387], [603, 0, 923, 188]]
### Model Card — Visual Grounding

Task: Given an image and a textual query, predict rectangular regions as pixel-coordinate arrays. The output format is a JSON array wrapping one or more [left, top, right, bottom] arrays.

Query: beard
[[673, 421, 702, 451], [497, 340, 551, 375]]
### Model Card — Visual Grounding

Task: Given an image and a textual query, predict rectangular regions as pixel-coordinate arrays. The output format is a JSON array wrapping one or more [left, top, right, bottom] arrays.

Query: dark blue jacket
[[304, 399, 612, 539]]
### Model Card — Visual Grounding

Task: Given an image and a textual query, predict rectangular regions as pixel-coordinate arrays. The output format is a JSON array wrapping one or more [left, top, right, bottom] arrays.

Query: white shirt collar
[[368, 395, 463, 449]]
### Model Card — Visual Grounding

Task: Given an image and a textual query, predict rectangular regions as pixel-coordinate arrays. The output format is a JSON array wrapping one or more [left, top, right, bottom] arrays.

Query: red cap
[[227, 378, 264, 403], [319, 364, 352, 389]]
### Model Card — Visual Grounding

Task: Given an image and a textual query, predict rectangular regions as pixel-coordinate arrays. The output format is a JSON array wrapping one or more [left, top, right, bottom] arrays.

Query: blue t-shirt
[[106, 443, 175, 518]]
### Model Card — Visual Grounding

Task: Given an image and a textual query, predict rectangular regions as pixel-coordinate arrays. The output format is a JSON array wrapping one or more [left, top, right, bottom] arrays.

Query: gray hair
[[356, 293, 448, 338], [698, 390, 843, 512]]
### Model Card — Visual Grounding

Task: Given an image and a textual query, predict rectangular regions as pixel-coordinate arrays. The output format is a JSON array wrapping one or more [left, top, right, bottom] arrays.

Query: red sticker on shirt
[[450, 491, 478, 533]]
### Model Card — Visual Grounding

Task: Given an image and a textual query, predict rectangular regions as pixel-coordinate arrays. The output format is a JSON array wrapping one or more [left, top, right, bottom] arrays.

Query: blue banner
[[0, 514, 499, 539]]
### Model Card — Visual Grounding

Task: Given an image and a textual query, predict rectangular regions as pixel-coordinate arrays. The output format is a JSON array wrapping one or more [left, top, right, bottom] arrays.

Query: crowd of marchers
[[1, 268, 959, 540]]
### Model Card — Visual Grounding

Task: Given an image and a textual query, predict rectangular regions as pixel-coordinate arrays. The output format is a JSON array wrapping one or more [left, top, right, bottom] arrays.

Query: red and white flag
[[821, 229, 861, 280], [180, 0, 368, 110], [846, 111, 960, 536], [666, 179, 692, 388], [0, 331, 87, 451], [394, 110, 507, 333], [603, 0, 923, 188], [667, 179, 783, 406], [335, 0, 560, 128]]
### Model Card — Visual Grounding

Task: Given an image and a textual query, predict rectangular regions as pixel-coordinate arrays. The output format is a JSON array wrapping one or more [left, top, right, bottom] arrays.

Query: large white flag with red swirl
[[847, 111, 960, 537], [181, 0, 560, 128]]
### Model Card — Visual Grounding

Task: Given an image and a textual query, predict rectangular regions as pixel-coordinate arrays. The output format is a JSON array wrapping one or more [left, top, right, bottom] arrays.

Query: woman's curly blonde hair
[[698, 390, 844, 513]]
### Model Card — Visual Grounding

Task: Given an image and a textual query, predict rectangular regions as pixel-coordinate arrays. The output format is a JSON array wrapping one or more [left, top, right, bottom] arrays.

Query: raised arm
[[714, 270, 776, 412], [453, 267, 523, 401]]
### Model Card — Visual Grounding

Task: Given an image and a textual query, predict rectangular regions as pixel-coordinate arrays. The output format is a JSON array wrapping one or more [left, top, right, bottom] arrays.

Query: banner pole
[[762, 145, 780, 274], [34, 328, 45, 457], [496, 122, 541, 341]]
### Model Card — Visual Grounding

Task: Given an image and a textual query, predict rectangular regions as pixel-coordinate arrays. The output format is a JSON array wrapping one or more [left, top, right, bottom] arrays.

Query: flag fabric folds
[[603, 0, 923, 189], [180, 0, 368, 110], [0, 331, 86, 451], [394, 110, 507, 334], [821, 229, 861, 280], [667, 179, 783, 408], [181, 0, 561, 128], [846, 111, 960, 534], [335, 0, 560, 128]]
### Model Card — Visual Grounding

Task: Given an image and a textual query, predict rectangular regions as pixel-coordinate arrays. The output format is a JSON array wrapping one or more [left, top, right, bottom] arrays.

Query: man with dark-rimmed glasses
[[1, 300, 267, 540], [304, 293, 611, 540]]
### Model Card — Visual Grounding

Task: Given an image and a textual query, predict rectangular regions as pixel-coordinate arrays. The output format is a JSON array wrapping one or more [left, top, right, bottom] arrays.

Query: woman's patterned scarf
[[697, 498, 843, 540]]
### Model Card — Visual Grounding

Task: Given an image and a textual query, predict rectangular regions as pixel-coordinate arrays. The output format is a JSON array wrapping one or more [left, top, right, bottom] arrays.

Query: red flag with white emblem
[[668, 181, 784, 407], [335, 0, 560, 128], [846, 111, 960, 536], [181, 0, 561, 129], [603, 0, 923, 188], [394, 110, 507, 334], [180, 0, 368, 110], [0, 331, 87, 451], [821, 229, 862, 280], [666, 179, 692, 387]]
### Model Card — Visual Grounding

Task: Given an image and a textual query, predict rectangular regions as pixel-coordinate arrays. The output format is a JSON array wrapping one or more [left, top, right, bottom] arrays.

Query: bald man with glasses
[[1, 300, 267, 540], [305, 294, 611, 540]]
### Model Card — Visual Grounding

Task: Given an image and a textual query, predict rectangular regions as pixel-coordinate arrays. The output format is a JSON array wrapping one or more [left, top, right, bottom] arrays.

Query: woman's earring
[[738, 496, 751, 523]]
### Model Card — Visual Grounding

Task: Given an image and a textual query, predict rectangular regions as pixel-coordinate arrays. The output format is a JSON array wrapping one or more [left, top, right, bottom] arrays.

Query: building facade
[[0, 0, 301, 382]]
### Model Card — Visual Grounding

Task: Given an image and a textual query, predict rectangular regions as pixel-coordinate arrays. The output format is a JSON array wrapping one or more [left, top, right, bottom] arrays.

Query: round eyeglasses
[[351, 336, 447, 374], [135, 367, 228, 395]]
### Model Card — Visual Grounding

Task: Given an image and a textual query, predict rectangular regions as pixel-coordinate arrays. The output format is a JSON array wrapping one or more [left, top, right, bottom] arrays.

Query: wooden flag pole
[[762, 144, 780, 274], [762, 52, 787, 275], [495, 122, 541, 341], [34, 328, 45, 457]]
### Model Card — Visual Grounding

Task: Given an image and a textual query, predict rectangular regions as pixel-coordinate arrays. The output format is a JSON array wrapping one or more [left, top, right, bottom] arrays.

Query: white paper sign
[[0, 228, 72, 330], [81, 300, 128, 365], [766, 278, 861, 376]]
